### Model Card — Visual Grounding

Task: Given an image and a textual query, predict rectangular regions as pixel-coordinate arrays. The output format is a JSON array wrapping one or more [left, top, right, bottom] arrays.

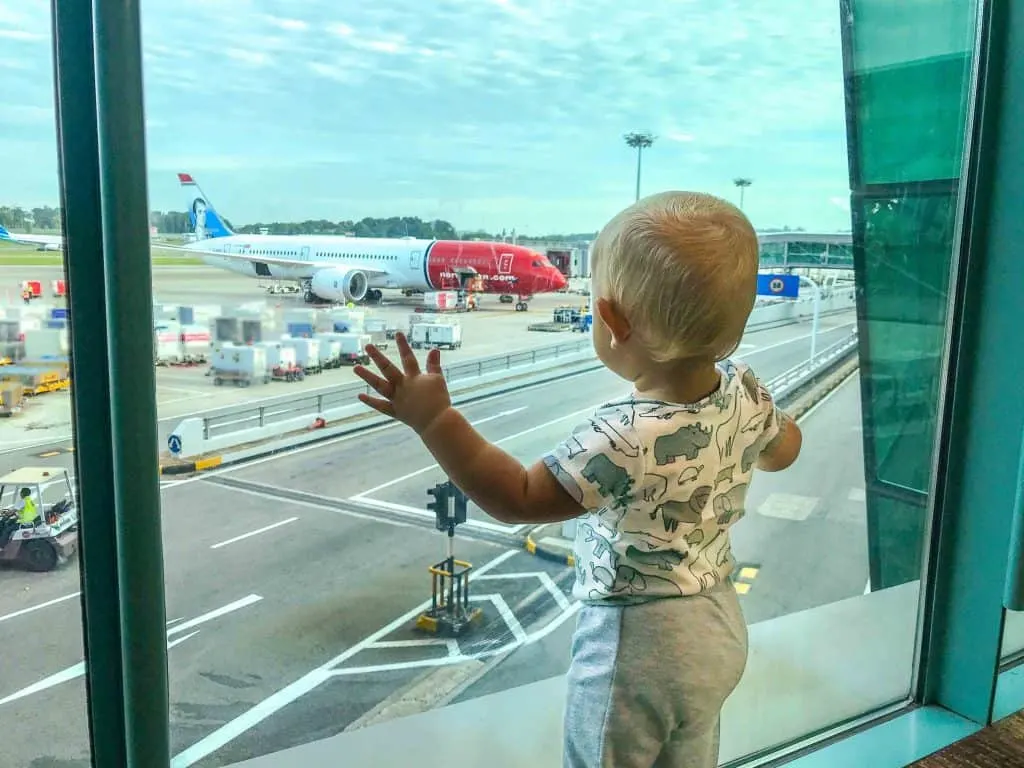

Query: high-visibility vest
[[17, 496, 37, 525]]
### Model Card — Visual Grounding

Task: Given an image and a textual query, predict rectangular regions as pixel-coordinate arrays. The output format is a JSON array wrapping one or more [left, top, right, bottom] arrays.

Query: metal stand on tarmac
[[416, 481, 483, 636]]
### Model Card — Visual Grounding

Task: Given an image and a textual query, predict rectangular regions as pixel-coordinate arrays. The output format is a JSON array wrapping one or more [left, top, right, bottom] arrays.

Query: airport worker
[[16, 487, 38, 526], [355, 191, 803, 768]]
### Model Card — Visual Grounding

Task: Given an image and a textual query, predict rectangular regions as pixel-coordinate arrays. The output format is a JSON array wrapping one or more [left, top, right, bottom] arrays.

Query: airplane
[[0, 225, 63, 251], [165, 173, 568, 309]]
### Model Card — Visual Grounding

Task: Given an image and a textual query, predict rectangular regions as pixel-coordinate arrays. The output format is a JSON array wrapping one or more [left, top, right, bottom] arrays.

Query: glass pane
[[0, 3, 92, 764], [850, 0, 978, 185], [116, 0, 984, 766]]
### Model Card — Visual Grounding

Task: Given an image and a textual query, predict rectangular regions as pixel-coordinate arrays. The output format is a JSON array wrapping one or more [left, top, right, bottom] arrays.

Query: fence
[[200, 338, 593, 440]]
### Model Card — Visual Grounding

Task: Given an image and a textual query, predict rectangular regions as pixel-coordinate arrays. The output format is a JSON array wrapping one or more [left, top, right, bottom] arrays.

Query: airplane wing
[[0, 226, 63, 248], [150, 242, 388, 276]]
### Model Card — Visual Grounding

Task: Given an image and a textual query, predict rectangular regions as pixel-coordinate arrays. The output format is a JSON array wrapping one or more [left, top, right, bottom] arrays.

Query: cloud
[[265, 16, 309, 32], [2, 0, 855, 233]]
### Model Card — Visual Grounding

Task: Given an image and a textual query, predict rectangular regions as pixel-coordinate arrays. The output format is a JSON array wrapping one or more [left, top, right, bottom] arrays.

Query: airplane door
[[498, 252, 514, 274], [300, 246, 310, 261], [410, 250, 422, 270]]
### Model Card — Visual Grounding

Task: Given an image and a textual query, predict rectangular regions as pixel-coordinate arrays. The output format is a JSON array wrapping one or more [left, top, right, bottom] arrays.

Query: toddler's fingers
[[354, 365, 391, 396], [425, 348, 442, 375], [395, 333, 421, 377], [358, 393, 396, 417], [365, 344, 403, 385]]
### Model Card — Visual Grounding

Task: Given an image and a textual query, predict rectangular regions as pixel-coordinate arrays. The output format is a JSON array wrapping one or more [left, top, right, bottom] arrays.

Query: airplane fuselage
[[186, 234, 566, 297]]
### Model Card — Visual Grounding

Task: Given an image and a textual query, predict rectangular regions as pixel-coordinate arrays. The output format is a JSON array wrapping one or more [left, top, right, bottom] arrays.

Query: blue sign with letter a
[[756, 274, 800, 298], [168, 434, 182, 455]]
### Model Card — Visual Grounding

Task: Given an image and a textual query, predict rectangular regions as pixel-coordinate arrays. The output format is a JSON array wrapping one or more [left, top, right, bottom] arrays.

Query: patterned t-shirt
[[543, 360, 782, 603]]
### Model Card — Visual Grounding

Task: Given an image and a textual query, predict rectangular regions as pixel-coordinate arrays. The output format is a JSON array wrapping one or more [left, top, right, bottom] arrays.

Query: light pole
[[733, 177, 753, 209], [625, 131, 655, 202], [798, 275, 821, 361]]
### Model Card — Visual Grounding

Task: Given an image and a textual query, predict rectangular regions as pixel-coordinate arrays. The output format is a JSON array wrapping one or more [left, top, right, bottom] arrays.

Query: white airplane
[[0, 225, 62, 251], [165, 173, 567, 308]]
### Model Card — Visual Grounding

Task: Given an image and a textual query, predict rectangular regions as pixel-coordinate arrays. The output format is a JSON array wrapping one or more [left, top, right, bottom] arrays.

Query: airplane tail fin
[[178, 172, 234, 239], [0, 225, 12, 241]]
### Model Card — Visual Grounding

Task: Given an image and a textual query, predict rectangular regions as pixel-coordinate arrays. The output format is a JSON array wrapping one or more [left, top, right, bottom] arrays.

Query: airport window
[[0, 0, 992, 766]]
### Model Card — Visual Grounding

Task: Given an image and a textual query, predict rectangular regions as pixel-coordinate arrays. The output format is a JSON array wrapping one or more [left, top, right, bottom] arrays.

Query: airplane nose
[[552, 268, 567, 290]]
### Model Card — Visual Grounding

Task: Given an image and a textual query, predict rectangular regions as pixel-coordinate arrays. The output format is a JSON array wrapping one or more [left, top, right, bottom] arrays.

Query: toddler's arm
[[756, 410, 802, 471], [354, 334, 584, 524]]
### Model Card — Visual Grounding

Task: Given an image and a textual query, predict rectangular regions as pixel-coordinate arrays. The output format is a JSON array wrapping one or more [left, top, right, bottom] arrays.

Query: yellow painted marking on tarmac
[[734, 582, 751, 595], [65, 445, 74, 452], [739, 567, 759, 580], [194, 456, 222, 471], [37, 451, 60, 458]]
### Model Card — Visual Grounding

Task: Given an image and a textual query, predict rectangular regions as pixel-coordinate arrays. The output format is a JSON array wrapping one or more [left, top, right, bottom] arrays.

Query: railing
[[766, 330, 859, 404], [201, 338, 594, 440]]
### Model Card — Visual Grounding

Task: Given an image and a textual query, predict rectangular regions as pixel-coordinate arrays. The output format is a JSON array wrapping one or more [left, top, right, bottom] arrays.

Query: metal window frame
[[51, 0, 170, 764], [916, 0, 1024, 725]]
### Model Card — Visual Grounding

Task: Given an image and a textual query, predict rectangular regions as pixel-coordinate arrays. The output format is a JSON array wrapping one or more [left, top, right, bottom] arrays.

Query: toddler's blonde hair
[[591, 191, 759, 362]]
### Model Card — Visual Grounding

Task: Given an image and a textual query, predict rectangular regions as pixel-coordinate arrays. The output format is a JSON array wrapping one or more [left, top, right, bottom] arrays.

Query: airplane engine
[[310, 268, 369, 303]]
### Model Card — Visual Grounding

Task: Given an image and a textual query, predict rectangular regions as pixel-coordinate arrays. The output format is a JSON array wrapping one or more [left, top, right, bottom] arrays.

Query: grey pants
[[564, 583, 748, 768]]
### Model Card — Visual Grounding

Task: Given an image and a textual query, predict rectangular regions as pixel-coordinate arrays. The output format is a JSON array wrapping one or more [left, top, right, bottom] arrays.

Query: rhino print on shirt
[[544, 360, 782, 603]]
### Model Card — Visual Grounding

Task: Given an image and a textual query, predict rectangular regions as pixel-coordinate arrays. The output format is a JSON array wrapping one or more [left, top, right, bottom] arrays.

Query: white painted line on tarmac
[[211, 484, 419, 531], [0, 627, 205, 706], [352, 405, 595, 499], [171, 548, 520, 768], [350, 497, 520, 536], [167, 594, 263, 637], [742, 322, 856, 358], [482, 593, 527, 644], [371, 639, 462, 658], [470, 406, 527, 426], [328, 600, 582, 678], [209, 517, 299, 550], [0, 591, 80, 625], [476, 571, 571, 612]]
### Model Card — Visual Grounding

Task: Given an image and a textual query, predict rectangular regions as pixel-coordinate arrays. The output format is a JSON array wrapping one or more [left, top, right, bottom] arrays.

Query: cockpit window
[[532, 261, 542, 267]]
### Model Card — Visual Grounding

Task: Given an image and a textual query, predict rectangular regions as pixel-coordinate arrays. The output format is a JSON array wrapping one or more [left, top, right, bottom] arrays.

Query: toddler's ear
[[596, 297, 632, 346]]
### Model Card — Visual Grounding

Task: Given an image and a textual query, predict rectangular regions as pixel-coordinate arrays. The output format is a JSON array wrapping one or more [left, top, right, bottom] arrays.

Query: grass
[[0, 242, 203, 267]]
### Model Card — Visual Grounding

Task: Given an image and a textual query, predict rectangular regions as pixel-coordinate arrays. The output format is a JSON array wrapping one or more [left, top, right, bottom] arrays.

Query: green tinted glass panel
[[829, 244, 854, 266], [856, 190, 957, 589], [858, 191, 954, 491], [855, 55, 972, 184], [760, 242, 785, 265]]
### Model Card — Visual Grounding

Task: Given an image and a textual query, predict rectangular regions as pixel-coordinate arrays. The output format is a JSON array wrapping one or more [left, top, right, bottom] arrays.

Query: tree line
[[2, 204, 810, 243], [0, 205, 61, 231]]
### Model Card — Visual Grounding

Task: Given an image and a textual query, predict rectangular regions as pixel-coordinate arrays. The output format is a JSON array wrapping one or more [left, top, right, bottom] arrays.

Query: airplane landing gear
[[364, 289, 383, 304], [514, 294, 533, 312], [499, 294, 515, 304]]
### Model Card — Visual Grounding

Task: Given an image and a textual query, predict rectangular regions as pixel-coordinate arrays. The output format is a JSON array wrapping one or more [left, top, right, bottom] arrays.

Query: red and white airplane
[[172, 173, 567, 309]]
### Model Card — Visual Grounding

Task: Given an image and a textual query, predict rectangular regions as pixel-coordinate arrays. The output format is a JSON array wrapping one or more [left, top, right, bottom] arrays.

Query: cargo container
[[423, 291, 459, 310], [241, 319, 263, 344], [213, 316, 240, 343], [210, 344, 269, 387], [286, 322, 315, 338], [317, 331, 370, 364], [284, 338, 323, 374], [154, 324, 184, 363], [0, 320, 18, 343], [180, 324, 211, 362], [322, 308, 365, 334], [410, 322, 463, 350], [312, 336, 342, 369], [0, 382, 24, 416], [24, 329, 69, 359], [51, 279, 66, 298]]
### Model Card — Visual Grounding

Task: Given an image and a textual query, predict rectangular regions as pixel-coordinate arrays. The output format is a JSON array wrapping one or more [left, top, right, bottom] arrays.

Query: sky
[[0, 0, 853, 234]]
